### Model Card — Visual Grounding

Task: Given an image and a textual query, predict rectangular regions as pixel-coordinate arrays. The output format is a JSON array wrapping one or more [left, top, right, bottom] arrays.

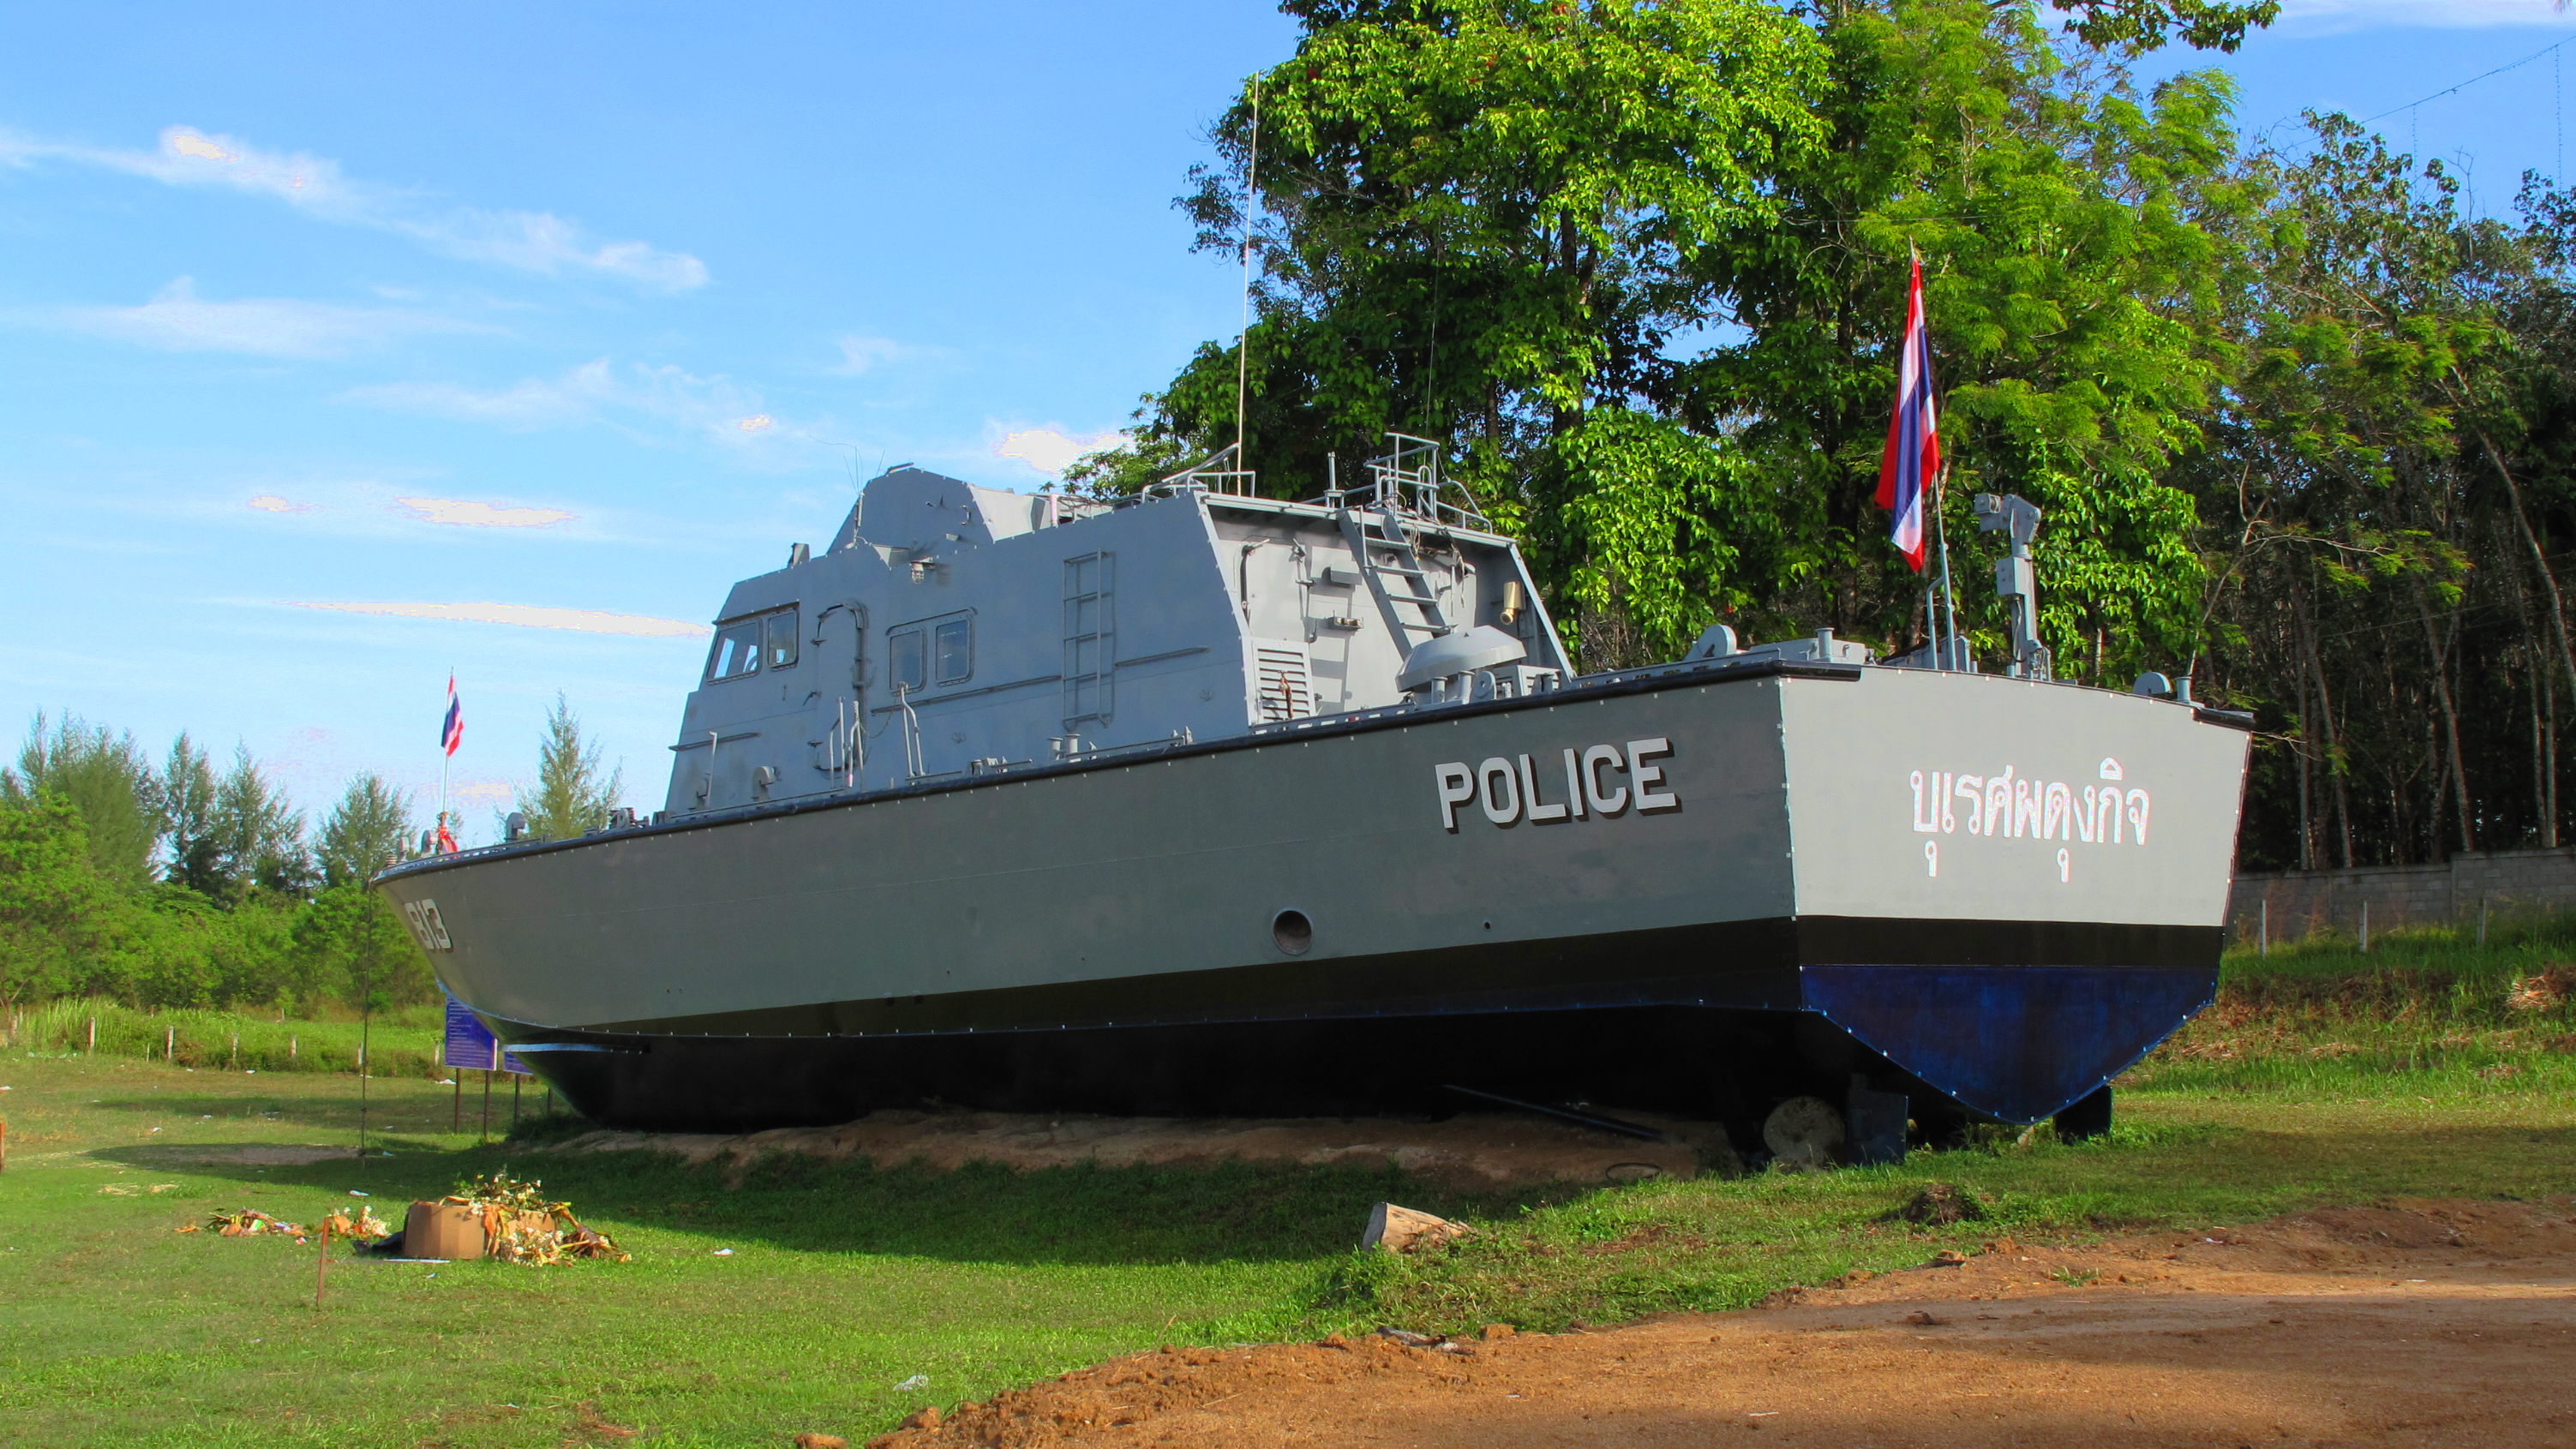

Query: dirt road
[[870, 1197, 2576, 1447]]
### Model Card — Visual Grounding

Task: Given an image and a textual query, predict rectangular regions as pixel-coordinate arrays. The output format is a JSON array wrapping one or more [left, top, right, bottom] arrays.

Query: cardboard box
[[404, 1201, 488, 1260], [402, 1202, 555, 1260]]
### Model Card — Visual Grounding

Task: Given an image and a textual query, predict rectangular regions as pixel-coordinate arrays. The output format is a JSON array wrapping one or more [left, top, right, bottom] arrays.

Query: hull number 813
[[1435, 739, 1677, 831]]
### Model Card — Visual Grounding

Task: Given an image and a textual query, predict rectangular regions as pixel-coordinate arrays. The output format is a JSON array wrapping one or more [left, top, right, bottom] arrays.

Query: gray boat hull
[[377, 660, 2249, 1131]]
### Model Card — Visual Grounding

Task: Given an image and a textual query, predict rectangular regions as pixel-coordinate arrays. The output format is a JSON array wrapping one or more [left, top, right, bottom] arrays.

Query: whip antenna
[[1235, 77, 1260, 477]]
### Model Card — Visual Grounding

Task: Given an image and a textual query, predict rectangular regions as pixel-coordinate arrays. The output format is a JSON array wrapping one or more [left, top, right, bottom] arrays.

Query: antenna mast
[[1234, 78, 1261, 478]]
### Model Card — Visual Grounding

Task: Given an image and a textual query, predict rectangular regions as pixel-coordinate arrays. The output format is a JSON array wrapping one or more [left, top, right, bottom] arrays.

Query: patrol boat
[[375, 437, 2251, 1146]]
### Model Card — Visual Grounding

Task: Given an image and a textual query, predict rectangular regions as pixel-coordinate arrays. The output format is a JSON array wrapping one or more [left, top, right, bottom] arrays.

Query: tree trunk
[[2477, 422, 2576, 711], [2417, 594, 2475, 855], [2302, 587, 2356, 868], [2296, 635, 2315, 871]]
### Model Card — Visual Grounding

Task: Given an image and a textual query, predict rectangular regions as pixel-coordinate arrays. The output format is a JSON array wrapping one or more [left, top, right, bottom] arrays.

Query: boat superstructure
[[377, 439, 2251, 1152], [662, 439, 1570, 815]]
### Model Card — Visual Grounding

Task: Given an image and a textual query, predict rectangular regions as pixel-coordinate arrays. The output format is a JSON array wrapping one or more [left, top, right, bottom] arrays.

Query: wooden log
[[1361, 1201, 1467, 1253]]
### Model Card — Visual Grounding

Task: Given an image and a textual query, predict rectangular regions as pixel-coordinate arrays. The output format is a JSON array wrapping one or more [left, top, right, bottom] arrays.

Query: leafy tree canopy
[[1081, 0, 2257, 675], [3, 711, 164, 885], [316, 772, 415, 888], [515, 695, 624, 842]]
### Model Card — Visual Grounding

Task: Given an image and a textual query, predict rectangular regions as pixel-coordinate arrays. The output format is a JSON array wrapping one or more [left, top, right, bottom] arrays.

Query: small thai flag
[[1875, 254, 1939, 572], [440, 675, 464, 757]]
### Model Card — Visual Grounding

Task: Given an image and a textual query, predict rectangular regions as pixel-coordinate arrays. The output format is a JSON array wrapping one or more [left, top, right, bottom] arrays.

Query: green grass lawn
[[3, 931, 2573, 1447], [3, 999, 446, 1076]]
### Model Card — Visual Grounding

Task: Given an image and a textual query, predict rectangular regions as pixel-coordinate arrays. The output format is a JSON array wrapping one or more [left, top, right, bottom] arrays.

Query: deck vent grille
[[1254, 641, 1312, 722]]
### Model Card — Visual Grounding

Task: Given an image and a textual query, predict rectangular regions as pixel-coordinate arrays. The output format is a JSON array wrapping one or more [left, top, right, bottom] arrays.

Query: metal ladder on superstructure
[[1339, 435, 1457, 646]]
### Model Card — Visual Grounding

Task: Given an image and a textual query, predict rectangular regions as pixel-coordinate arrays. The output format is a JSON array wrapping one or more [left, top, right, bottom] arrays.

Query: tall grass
[[1, 997, 445, 1076], [2132, 908, 2576, 1096]]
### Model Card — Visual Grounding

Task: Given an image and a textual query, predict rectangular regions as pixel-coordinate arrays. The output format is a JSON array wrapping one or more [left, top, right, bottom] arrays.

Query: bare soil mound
[[553, 1110, 1729, 1188], [866, 1196, 2576, 1448]]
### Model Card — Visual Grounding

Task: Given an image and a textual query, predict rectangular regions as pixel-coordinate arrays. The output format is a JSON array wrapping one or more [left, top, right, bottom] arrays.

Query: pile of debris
[[178, 1173, 623, 1264], [413, 1171, 628, 1264], [182, 1205, 389, 1242]]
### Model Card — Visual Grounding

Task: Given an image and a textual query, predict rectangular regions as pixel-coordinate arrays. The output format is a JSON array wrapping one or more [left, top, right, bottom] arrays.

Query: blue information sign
[[441, 991, 529, 1075]]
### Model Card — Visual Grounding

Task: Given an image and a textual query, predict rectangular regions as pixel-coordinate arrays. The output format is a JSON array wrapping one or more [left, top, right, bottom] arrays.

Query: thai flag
[[440, 675, 464, 757], [1876, 255, 1939, 572]]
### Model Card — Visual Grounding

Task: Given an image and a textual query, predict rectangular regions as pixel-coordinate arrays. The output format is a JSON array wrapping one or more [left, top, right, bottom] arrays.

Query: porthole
[[1272, 908, 1314, 956]]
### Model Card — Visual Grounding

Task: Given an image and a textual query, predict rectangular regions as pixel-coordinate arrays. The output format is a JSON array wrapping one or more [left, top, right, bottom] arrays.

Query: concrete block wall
[[2227, 847, 2576, 943]]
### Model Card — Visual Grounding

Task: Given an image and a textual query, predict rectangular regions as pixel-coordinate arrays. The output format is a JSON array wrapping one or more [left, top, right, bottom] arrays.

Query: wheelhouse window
[[764, 608, 800, 669], [708, 606, 798, 682], [890, 629, 928, 694], [934, 618, 972, 684], [890, 610, 973, 695], [708, 620, 763, 680]]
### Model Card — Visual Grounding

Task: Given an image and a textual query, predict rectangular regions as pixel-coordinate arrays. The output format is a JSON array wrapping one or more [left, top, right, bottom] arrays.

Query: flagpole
[[438, 668, 453, 853], [1933, 463, 1960, 670], [1909, 243, 1962, 672]]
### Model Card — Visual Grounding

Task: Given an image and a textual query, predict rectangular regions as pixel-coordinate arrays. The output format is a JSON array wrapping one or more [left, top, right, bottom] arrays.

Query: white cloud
[[992, 424, 1125, 474], [245, 494, 315, 514], [348, 364, 609, 428], [394, 496, 577, 528], [286, 599, 709, 638], [345, 357, 791, 449], [2279, 1, 2576, 28], [422, 209, 708, 290], [828, 334, 907, 374], [39, 277, 476, 358], [0, 124, 707, 290]]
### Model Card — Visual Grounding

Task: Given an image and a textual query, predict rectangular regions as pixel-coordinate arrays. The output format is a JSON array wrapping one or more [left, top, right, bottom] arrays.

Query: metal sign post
[[440, 990, 531, 1144]]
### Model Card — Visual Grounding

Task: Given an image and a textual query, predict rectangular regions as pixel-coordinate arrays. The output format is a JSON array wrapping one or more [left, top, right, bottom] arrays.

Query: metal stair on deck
[[1340, 505, 1454, 645]]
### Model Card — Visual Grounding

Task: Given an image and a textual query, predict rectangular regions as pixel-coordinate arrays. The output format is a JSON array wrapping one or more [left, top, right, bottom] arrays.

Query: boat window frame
[[889, 609, 973, 695], [707, 605, 798, 683], [763, 607, 800, 671], [933, 616, 973, 685]]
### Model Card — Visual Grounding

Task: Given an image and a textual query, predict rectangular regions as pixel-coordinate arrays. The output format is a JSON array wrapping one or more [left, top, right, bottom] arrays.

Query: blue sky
[[2, 0, 2570, 843]]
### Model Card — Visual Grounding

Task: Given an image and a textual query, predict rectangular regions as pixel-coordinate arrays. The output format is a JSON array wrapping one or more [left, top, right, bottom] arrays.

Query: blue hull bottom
[[1800, 965, 2214, 1124]]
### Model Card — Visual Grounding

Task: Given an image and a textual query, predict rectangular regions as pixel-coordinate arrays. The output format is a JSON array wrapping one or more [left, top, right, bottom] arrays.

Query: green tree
[[2188, 117, 2573, 870], [1085, 0, 2255, 674], [205, 745, 309, 900], [0, 793, 118, 1009], [3, 712, 165, 884], [162, 733, 220, 895], [315, 772, 415, 886], [515, 695, 624, 841], [1080, 0, 1829, 508], [291, 883, 428, 1012], [2036, 0, 2277, 53], [1671, 0, 2253, 676]]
